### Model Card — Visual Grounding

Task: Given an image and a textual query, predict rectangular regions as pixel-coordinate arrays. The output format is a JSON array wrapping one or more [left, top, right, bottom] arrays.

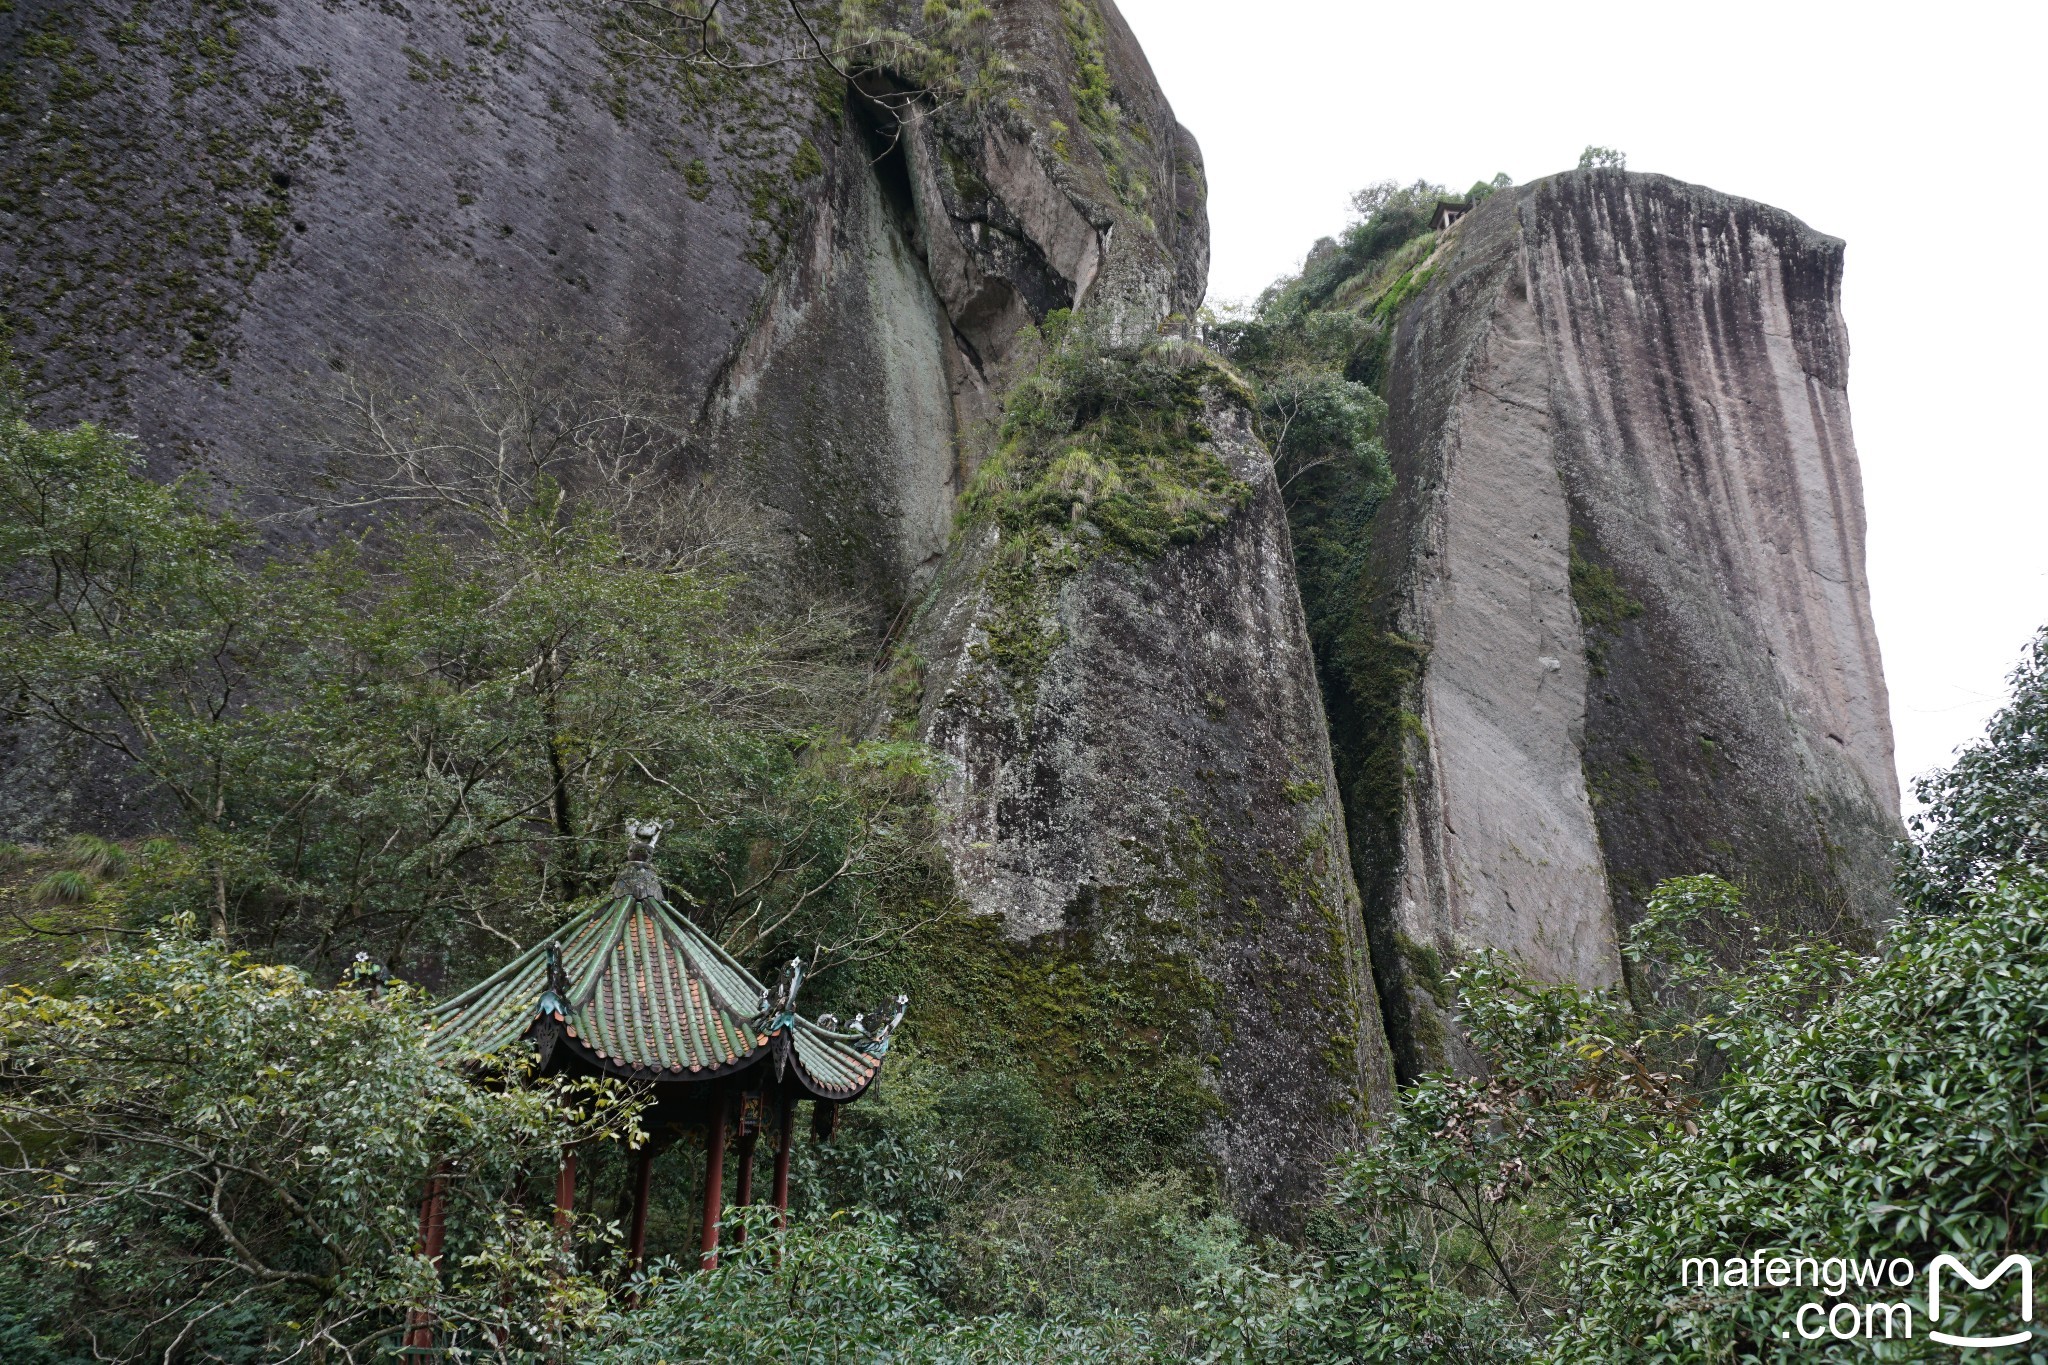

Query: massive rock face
[[1362, 170, 1901, 1075], [908, 389, 1392, 1226], [3, 0, 1388, 1226], [6, 0, 1898, 1225], [0, 0, 1200, 605]]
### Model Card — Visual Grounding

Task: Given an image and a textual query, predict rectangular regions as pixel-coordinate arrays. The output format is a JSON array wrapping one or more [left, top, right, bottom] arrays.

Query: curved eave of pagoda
[[527, 1017, 881, 1101]]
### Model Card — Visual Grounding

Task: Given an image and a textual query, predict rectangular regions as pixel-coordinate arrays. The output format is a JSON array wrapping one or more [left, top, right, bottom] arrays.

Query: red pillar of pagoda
[[553, 1150, 578, 1250], [731, 1129, 758, 1246], [401, 1166, 449, 1359], [699, 1092, 729, 1270], [771, 1087, 795, 1231]]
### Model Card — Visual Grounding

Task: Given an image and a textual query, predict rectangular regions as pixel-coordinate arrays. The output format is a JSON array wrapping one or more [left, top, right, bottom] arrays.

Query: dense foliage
[[3, 297, 2046, 1357], [0, 365, 931, 984], [1296, 640, 2048, 1361], [1560, 871, 2048, 1361], [0, 927, 640, 1361], [591, 1209, 1151, 1364], [967, 311, 1251, 561]]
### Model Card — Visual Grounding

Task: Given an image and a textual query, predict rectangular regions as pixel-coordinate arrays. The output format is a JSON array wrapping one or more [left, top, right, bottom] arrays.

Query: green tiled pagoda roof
[[426, 872, 882, 1101]]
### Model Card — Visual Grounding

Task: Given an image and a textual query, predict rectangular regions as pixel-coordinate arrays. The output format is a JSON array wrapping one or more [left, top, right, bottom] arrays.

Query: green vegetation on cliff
[[0, 364, 926, 977], [1569, 529, 1646, 677], [1056, 0, 1152, 224], [959, 312, 1251, 702], [0, 360, 1256, 1358], [1897, 627, 2048, 914]]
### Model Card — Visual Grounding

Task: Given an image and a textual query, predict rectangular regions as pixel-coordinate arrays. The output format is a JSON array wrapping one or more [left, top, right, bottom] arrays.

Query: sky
[[1114, 0, 2047, 810]]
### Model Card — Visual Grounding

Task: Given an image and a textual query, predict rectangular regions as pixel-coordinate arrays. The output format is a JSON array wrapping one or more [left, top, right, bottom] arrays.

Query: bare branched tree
[[294, 308, 758, 574]]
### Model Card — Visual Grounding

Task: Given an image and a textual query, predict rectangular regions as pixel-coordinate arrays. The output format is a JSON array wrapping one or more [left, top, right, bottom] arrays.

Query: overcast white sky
[[1115, 0, 2047, 809]]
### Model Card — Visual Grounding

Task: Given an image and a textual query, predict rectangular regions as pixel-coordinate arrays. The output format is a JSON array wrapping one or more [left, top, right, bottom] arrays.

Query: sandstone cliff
[[907, 377, 1391, 1225], [2, 0, 1388, 1228], [1354, 171, 1901, 1075], [7, 0, 1899, 1226], [0, 0, 1200, 606]]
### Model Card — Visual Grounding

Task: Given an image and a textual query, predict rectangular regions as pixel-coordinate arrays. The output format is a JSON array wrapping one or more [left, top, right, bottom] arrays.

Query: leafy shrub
[[1209, 307, 1386, 504], [968, 311, 1252, 561], [591, 1208, 1148, 1364], [0, 924, 640, 1359], [1560, 870, 2048, 1361], [1323, 944, 1691, 1342], [1299, 865, 2048, 1361]]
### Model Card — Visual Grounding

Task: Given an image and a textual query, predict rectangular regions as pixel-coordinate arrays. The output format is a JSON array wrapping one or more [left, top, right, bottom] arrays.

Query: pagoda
[[407, 821, 904, 1349]]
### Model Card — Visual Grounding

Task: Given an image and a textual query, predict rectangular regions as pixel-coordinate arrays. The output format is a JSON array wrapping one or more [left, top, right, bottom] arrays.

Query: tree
[[0, 356, 938, 985], [1466, 173, 1513, 203], [0, 392, 278, 941], [0, 925, 640, 1360], [1576, 146, 1626, 171], [1346, 178, 1448, 224], [1328, 948, 1691, 1340], [1557, 870, 2048, 1362], [1208, 308, 1388, 504], [1898, 625, 2047, 912]]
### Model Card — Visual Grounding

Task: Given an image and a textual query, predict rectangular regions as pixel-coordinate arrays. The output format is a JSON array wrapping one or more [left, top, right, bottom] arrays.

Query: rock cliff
[[907, 378, 1391, 1226], [1356, 171, 1901, 1075], [0, 0, 1200, 605], [2, 0, 1388, 1227], [5, 0, 1902, 1224]]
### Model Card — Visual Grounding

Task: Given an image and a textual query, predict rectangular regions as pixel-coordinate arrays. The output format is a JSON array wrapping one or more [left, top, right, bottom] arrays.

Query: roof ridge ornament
[[347, 950, 388, 998], [614, 818, 673, 900], [759, 956, 805, 1081], [624, 817, 671, 860], [857, 994, 909, 1057]]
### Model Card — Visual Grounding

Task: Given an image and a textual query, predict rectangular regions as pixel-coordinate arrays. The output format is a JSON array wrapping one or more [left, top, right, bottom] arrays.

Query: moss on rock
[[861, 899, 1226, 1182], [957, 313, 1251, 706], [1, 0, 346, 395]]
